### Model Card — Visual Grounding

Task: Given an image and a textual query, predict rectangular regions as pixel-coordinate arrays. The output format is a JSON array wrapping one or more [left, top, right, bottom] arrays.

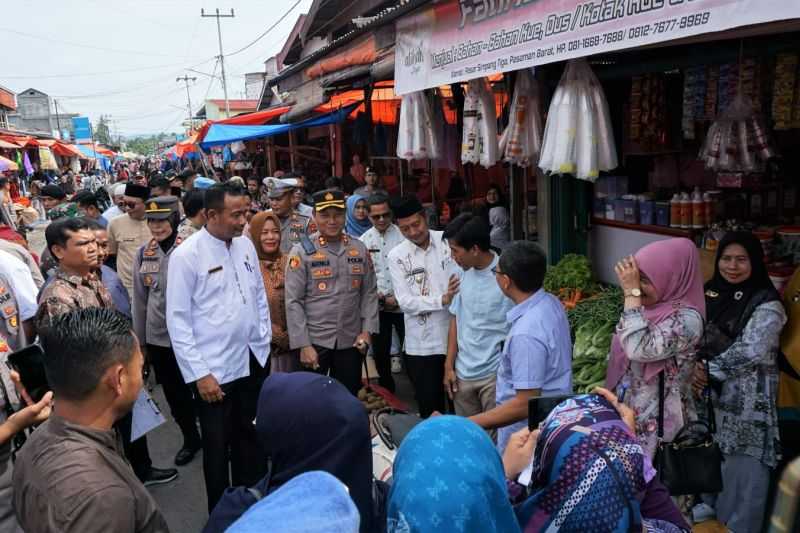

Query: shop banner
[[395, 0, 800, 95], [72, 116, 91, 142]]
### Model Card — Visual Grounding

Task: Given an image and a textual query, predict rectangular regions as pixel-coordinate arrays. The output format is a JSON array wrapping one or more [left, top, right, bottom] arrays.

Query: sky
[[1, 0, 313, 137]]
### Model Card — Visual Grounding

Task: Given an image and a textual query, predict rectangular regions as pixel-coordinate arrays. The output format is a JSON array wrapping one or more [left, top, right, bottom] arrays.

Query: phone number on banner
[[578, 11, 711, 51]]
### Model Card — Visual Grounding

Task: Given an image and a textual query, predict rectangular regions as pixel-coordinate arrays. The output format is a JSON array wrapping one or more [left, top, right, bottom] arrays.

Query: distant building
[[194, 99, 258, 121], [0, 85, 15, 129], [7, 88, 79, 138]]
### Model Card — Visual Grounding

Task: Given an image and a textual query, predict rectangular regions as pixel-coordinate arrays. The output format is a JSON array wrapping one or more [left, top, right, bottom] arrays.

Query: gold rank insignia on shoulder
[[705, 290, 718, 298], [289, 256, 301, 269]]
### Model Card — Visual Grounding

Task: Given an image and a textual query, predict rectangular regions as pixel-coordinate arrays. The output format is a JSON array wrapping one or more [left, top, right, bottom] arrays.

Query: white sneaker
[[391, 356, 402, 374]]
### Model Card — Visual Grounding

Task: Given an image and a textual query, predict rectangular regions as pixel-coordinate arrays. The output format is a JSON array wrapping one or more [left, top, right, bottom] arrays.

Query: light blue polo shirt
[[495, 288, 573, 453], [448, 253, 514, 380]]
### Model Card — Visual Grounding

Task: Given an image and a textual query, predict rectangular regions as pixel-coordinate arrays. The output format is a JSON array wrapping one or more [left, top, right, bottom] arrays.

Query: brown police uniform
[[284, 190, 379, 395], [277, 210, 314, 254]]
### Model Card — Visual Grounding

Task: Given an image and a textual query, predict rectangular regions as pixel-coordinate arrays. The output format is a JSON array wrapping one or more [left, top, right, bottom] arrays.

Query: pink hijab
[[606, 238, 706, 389]]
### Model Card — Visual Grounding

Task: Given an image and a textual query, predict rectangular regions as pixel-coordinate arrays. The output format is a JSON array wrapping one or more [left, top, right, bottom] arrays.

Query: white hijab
[[489, 206, 510, 250]]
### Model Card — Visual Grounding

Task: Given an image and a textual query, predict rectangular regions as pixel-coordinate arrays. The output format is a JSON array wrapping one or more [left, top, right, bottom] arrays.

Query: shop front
[[390, 0, 800, 273]]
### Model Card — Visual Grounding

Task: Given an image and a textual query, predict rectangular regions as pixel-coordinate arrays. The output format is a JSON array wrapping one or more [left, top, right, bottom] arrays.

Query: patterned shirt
[[617, 306, 704, 459], [35, 267, 114, 329], [709, 300, 786, 467]]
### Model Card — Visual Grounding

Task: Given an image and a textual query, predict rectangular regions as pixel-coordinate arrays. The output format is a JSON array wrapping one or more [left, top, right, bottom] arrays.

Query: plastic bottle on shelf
[[670, 193, 681, 228], [692, 187, 704, 228], [680, 192, 691, 229]]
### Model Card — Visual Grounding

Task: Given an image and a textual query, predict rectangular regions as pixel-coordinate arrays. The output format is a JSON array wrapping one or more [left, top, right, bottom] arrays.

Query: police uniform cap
[[312, 188, 345, 211], [263, 177, 299, 199], [144, 195, 180, 220]]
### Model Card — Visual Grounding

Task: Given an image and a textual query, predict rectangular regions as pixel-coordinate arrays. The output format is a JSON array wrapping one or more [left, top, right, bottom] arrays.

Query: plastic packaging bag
[[397, 91, 440, 161], [502, 68, 543, 167], [461, 78, 499, 168], [699, 93, 776, 172], [539, 59, 618, 182]]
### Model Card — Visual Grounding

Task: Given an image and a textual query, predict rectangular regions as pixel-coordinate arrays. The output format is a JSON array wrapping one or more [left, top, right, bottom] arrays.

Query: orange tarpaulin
[[51, 142, 82, 158], [305, 35, 377, 80]]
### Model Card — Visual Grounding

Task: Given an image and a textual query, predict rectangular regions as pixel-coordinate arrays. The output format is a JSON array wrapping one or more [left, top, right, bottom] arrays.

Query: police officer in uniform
[[263, 177, 315, 253], [285, 189, 379, 396], [132, 196, 201, 466]]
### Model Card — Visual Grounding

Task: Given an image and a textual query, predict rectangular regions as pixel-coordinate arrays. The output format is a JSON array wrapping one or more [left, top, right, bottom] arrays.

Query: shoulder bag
[[655, 360, 723, 496]]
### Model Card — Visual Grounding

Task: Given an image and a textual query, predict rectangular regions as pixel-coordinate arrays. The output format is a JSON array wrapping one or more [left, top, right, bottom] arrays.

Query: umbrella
[[0, 156, 19, 172]]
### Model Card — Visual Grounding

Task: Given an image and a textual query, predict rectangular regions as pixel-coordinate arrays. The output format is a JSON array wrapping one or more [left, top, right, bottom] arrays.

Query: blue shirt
[[449, 253, 513, 380], [495, 289, 573, 453], [100, 265, 130, 317]]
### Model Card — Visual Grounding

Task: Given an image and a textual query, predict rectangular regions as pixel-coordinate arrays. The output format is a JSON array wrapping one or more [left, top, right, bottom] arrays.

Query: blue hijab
[[387, 416, 521, 533], [345, 194, 372, 237], [226, 471, 360, 533], [204, 373, 376, 533]]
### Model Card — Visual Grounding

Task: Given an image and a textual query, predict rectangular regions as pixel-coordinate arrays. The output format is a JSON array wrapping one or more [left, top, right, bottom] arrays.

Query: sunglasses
[[122, 201, 140, 209], [370, 213, 391, 220]]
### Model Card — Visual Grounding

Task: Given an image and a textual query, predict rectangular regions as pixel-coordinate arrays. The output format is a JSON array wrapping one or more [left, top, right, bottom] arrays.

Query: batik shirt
[[709, 300, 785, 467], [616, 306, 703, 459]]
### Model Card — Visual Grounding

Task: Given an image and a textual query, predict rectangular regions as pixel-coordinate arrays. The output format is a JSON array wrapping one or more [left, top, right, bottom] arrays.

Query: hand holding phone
[[7, 345, 50, 404]]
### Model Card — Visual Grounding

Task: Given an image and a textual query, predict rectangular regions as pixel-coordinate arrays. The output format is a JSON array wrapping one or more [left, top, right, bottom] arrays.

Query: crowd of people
[[0, 160, 796, 533]]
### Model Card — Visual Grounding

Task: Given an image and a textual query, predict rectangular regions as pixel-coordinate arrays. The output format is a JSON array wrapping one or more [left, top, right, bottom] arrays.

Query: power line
[[1, 59, 215, 80], [0, 27, 199, 58], [201, 8, 235, 117], [224, 0, 303, 57]]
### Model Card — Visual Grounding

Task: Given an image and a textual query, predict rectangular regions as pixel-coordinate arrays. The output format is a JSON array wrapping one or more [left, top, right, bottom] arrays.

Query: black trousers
[[195, 354, 268, 513], [147, 344, 201, 448], [372, 311, 405, 393], [117, 411, 152, 480], [404, 353, 446, 418], [315, 345, 363, 396]]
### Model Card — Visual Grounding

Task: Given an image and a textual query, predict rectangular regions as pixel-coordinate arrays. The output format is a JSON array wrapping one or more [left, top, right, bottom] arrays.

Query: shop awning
[[0, 139, 20, 149], [194, 106, 291, 147], [199, 102, 360, 149], [51, 142, 83, 158]]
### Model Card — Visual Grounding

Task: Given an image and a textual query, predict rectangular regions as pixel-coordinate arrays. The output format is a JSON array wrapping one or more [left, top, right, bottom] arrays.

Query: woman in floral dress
[[693, 231, 786, 532], [606, 238, 706, 459]]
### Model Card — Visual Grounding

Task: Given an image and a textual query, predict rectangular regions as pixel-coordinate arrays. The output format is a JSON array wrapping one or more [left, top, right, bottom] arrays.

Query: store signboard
[[72, 116, 91, 142], [395, 0, 800, 95]]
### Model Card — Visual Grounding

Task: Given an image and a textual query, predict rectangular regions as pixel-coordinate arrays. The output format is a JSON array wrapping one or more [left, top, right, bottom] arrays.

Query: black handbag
[[655, 361, 724, 495]]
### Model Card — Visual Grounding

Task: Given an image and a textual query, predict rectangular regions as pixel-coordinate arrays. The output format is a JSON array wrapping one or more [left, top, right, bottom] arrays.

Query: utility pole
[[201, 8, 234, 118], [53, 98, 62, 138], [176, 75, 198, 132]]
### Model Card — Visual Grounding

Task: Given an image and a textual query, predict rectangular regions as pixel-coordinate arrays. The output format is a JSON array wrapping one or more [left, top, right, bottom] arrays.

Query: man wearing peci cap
[[133, 196, 202, 466], [108, 183, 152, 297], [387, 195, 460, 418], [284, 189, 379, 395], [263, 177, 315, 254]]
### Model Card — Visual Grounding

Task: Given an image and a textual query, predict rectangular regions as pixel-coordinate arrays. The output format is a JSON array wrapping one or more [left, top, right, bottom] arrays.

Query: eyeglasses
[[122, 201, 140, 209], [370, 213, 391, 220]]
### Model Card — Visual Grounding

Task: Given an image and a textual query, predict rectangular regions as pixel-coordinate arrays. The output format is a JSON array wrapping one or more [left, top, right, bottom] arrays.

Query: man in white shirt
[[101, 183, 127, 222], [166, 182, 271, 513], [360, 193, 405, 393], [387, 195, 460, 418]]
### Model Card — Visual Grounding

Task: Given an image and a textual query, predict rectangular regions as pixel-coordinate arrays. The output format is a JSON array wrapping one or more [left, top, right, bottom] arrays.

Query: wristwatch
[[625, 288, 642, 298]]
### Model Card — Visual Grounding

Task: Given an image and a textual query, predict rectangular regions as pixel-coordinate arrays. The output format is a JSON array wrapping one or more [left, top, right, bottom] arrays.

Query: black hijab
[[704, 231, 779, 345], [158, 211, 181, 253]]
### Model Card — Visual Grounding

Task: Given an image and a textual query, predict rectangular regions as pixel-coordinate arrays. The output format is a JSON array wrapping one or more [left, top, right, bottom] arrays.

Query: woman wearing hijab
[[476, 184, 507, 227], [510, 393, 688, 533], [346, 194, 372, 238], [226, 471, 360, 533], [132, 195, 202, 466], [204, 372, 380, 533], [248, 211, 297, 373], [387, 415, 521, 533], [489, 206, 511, 250], [692, 231, 786, 533], [606, 238, 705, 458]]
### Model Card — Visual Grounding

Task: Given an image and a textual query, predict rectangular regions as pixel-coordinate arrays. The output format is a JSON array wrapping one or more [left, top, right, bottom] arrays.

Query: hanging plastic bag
[[503, 68, 543, 167], [397, 91, 439, 161], [461, 80, 481, 165], [475, 77, 499, 168]]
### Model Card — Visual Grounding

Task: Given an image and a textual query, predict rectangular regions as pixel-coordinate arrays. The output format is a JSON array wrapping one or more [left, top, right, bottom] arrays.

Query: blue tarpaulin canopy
[[75, 144, 111, 171], [199, 103, 360, 149]]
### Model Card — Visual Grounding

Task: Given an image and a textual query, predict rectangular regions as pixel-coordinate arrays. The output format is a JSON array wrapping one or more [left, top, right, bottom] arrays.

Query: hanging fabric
[[396, 90, 440, 161]]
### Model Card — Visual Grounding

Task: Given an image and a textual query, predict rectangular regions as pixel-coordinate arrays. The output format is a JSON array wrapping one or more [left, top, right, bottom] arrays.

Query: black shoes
[[140, 466, 179, 487], [174, 442, 202, 466]]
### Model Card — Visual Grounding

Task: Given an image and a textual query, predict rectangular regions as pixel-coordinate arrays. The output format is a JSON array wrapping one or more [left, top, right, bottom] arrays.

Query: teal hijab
[[387, 416, 521, 533]]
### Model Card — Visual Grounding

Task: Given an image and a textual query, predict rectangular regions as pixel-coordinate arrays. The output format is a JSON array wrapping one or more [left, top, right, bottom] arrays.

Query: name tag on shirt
[[208, 265, 223, 274]]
